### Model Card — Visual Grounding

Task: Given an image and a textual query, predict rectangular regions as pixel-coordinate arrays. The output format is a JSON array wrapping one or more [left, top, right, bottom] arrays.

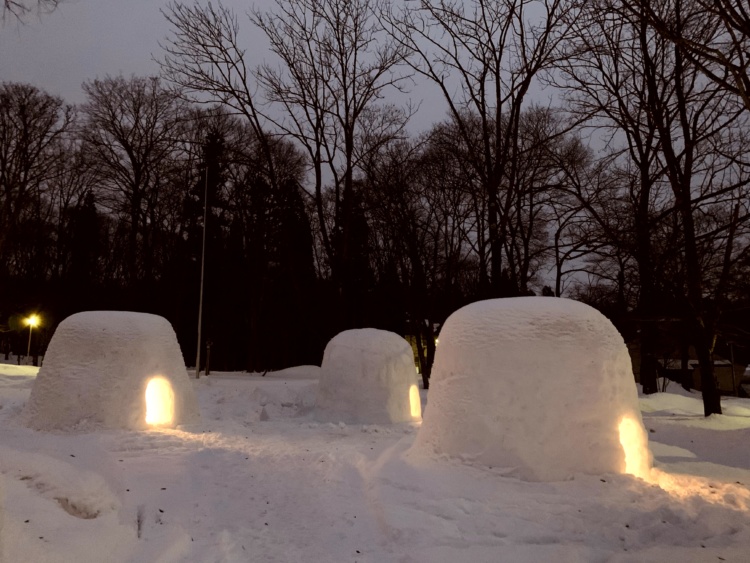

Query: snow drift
[[24, 311, 199, 431], [412, 297, 651, 481], [0, 473, 4, 563], [315, 328, 421, 424]]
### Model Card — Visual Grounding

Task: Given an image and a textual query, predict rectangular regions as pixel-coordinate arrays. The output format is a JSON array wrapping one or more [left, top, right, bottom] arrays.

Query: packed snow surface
[[24, 311, 199, 431], [315, 328, 421, 424], [413, 297, 651, 481], [1, 361, 750, 562]]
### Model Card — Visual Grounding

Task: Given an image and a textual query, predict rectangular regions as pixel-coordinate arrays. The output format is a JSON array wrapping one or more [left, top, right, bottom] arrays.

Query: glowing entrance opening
[[145, 377, 175, 426], [409, 384, 422, 419], [618, 415, 650, 479]]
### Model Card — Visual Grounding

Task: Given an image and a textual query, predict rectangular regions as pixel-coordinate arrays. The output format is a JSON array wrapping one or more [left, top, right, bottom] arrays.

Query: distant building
[[628, 342, 747, 395]]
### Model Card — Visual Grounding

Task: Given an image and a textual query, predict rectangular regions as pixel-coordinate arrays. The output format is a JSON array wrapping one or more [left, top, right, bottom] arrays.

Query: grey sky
[[0, 0, 443, 132], [0, 0, 275, 104]]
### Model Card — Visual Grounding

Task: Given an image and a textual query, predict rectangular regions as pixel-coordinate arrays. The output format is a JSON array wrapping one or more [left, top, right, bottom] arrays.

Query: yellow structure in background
[[145, 377, 175, 426]]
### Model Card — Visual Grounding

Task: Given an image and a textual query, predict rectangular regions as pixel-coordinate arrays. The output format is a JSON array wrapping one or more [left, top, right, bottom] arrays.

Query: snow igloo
[[24, 311, 200, 431], [412, 297, 651, 481], [0, 474, 4, 557], [315, 328, 422, 424]]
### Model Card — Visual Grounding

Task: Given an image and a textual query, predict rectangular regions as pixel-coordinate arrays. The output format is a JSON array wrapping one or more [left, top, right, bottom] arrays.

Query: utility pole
[[195, 166, 208, 379]]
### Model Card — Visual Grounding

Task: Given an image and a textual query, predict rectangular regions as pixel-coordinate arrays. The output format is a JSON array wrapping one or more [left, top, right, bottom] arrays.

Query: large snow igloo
[[412, 297, 651, 481], [25, 311, 200, 431], [315, 328, 422, 424]]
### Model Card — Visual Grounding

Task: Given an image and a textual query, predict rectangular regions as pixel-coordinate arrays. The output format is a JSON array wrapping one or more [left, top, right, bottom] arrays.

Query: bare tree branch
[[251, 0, 412, 314], [383, 0, 579, 295], [622, 0, 750, 111], [2, 0, 59, 23], [159, 1, 280, 189]]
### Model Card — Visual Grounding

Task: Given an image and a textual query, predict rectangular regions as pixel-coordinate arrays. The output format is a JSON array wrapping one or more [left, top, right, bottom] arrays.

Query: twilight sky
[[0, 0, 280, 104], [0, 0, 443, 132]]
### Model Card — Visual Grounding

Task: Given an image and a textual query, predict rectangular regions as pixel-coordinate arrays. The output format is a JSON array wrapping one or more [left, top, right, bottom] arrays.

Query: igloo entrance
[[409, 384, 422, 419], [145, 377, 175, 426]]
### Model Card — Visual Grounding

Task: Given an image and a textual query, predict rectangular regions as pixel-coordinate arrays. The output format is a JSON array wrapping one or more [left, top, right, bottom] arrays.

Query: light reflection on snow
[[145, 377, 175, 426], [647, 469, 750, 511], [619, 416, 750, 510]]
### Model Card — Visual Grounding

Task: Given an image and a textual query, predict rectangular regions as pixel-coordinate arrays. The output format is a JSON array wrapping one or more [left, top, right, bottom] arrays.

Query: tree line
[[2, 0, 750, 414]]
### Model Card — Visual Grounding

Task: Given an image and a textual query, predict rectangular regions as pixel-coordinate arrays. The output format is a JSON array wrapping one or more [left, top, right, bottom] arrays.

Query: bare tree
[[2, 0, 59, 22], [81, 75, 185, 282], [0, 82, 73, 267], [637, 0, 749, 415], [252, 0, 412, 326], [560, 0, 750, 414], [556, 0, 675, 394], [624, 0, 750, 111], [543, 135, 592, 298], [384, 0, 579, 296], [361, 137, 439, 386], [505, 106, 576, 295], [160, 1, 280, 190], [44, 138, 99, 282], [250, 0, 336, 264], [422, 113, 491, 292]]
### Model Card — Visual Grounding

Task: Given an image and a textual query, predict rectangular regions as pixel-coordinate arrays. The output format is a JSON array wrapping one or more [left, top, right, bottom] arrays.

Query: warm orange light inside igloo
[[145, 377, 175, 426], [618, 415, 650, 479], [409, 384, 422, 420]]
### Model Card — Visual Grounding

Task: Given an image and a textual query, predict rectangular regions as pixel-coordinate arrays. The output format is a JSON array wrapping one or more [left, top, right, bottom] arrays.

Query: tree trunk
[[639, 328, 659, 394], [694, 321, 722, 415], [680, 337, 691, 391]]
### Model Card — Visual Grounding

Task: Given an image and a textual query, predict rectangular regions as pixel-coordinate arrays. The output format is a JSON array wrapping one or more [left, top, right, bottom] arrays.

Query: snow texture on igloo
[[412, 297, 651, 481], [315, 328, 421, 424], [24, 311, 200, 431], [0, 474, 4, 557]]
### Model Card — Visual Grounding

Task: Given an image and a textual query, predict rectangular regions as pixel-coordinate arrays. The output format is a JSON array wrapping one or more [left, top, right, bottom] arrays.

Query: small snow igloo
[[412, 297, 651, 481], [25, 311, 200, 431], [315, 328, 422, 424]]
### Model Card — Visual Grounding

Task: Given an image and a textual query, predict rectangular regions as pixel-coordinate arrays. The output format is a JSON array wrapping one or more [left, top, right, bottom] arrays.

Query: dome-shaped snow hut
[[412, 297, 651, 481], [315, 328, 422, 424], [24, 311, 200, 431]]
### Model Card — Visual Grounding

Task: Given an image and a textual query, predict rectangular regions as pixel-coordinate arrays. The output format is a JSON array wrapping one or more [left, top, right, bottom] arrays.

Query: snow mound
[[412, 297, 651, 481], [315, 329, 421, 424], [265, 365, 321, 380], [24, 311, 200, 431], [0, 445, 119, 519], [0, 473, 4, 562]]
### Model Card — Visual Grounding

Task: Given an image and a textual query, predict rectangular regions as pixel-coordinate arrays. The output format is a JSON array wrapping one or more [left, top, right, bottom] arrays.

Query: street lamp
[[25, 314, 40, 357]]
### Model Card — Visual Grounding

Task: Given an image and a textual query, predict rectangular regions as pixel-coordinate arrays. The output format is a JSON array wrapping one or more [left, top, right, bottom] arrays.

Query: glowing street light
[[25, 314, 40, 357]]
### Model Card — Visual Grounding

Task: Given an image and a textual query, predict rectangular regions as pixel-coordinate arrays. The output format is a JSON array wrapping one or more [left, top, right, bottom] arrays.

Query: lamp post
[[25, 314, 39, 358], [195, 165, 208, 379]]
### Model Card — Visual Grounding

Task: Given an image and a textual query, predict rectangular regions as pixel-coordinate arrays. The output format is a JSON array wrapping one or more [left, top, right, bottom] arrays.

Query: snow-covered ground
[[1, 363, 749, 562]]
